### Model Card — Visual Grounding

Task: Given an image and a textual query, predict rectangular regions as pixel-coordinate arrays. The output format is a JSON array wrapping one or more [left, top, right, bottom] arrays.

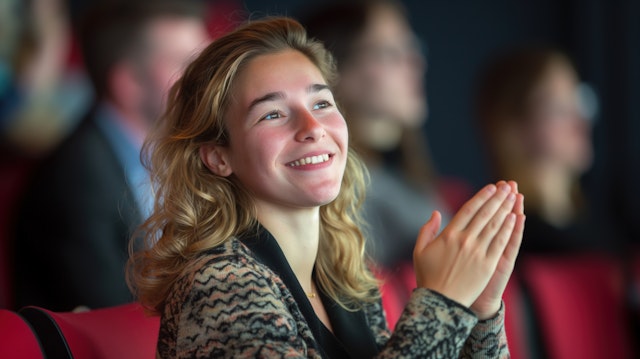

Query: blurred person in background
[[475, 47, 638, 358], [474, 47, 624, 254], [12, 0, 211, 311], [301, 0, 470, 327], [0, 0, 91, 310], [0, 0, 90, 155]]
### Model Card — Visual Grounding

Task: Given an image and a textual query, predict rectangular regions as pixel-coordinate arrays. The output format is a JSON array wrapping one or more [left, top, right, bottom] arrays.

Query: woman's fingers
[[414, 211, 442, 254], [413, 181, 524, 307], [514, 187, 524, 216], [477, 191, 516, 245], [413, 211, 443, 291], [447, 184, 498, 231], [503, 198, 525, 262], [486, 212, 517, 258], [463, 182, 513, 239]]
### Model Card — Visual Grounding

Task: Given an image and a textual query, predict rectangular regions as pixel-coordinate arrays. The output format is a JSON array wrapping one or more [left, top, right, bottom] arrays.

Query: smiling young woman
[[127, 17, 524, 358]]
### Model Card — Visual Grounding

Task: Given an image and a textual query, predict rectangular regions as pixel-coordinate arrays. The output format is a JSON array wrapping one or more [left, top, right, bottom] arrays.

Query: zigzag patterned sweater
[[157, 227, 509, 358]]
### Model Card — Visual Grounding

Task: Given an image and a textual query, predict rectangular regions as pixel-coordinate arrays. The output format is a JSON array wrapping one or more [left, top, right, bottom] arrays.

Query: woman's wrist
[[474, 301, 502, 321]]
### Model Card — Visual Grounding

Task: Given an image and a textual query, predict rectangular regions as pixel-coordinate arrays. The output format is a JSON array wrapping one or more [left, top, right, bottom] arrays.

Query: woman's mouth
[[287, 154, 331, 167]]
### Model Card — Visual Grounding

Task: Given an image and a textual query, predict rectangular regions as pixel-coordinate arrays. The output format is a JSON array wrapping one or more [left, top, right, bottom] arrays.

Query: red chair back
[[520, 254, 635, 359], [376, 262, 416, 330], [0, 309, 44, 359], [502, 276, 531, 359], [20, 302, 159, 359]]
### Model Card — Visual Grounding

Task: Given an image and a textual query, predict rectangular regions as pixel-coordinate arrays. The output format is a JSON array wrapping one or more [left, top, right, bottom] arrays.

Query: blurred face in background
[[134, 16, 210, 124], [524, 62, 593, 175], [0, 0, 21, 61], [338, 3, 426, 150]]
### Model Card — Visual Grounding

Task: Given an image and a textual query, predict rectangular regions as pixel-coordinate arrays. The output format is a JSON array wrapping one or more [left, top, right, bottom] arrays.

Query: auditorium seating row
[[379, 253, 640, 359], [1, 253, 638, 358]]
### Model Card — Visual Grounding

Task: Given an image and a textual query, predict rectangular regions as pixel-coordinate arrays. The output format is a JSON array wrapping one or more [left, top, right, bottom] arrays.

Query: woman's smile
[[287, 153, 332, 167]]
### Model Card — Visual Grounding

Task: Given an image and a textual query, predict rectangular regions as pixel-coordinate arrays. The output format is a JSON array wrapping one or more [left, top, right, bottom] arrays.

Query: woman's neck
[[255, 202, 320, 293], [351, 112, 403, 154], [517, 164, 578, 228]]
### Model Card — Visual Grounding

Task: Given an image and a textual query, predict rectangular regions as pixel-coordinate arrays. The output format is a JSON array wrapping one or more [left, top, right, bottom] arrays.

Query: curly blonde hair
[[127, 17, 378, 314]]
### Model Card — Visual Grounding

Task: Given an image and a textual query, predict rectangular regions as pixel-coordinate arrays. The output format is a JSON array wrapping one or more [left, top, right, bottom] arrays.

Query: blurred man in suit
[[13, 0, 210, 311]]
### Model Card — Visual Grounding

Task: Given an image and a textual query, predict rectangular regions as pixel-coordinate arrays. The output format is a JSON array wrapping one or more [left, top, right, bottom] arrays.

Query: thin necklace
[[307, 282, 317, 298]]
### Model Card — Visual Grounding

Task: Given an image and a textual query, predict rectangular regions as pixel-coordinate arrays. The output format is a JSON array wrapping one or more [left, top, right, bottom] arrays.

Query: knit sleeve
[[163, 254, 322, 359], [370, 288, 477, 358], [460, 301, 509, 358], [368, 288, 510, 358]]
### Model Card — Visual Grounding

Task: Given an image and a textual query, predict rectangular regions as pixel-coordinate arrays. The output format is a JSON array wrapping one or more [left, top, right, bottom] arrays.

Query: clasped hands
[[413, 180, 525, 320]]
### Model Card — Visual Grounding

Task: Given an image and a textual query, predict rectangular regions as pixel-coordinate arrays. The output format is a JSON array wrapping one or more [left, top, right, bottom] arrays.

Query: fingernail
[[500, 183, 510, 192], [508, 193, 516, 202]]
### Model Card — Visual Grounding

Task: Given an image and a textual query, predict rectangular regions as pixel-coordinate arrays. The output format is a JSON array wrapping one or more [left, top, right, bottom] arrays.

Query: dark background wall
[[239, 0, 640, 241]]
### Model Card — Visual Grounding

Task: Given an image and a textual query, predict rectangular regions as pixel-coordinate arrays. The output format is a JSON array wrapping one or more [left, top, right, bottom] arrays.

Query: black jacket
[[13, 111, 141, 311]]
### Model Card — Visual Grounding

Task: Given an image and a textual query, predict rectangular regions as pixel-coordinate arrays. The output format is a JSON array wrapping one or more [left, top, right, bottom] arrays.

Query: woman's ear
[[200, 144, 233, 177]]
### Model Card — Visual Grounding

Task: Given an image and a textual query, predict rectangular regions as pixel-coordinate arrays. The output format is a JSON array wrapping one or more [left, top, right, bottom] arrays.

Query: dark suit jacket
[[13, 110, 141, 311]]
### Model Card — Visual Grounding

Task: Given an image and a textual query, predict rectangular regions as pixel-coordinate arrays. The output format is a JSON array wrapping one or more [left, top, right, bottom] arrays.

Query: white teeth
[[289, 154, 330, 167]]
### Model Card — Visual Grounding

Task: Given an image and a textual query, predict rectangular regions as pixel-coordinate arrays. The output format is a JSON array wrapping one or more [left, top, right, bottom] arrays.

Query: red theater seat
[[502, 276, 531, 359], [20, 302, 159, 359], [519, 254, 635, 359], [0, 309, 44, 359]]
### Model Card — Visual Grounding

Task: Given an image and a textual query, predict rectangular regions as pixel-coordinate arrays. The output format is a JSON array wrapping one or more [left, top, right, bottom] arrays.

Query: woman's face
[[340, 4, 427, 128], [525, 63, 593, 174], [204, 50, 349, 212]]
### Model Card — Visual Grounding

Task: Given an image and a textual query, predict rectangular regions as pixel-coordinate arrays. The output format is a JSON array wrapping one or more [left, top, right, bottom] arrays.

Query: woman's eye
[[313, 100, 332, 110], [262, 111, 281, 121]]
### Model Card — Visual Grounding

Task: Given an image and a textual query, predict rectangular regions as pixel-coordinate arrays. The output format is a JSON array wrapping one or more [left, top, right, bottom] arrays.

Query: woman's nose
[[294, 109, 326, 142]]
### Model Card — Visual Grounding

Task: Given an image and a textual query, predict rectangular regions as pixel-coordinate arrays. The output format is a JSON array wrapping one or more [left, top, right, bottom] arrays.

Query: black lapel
[[320, 291, 380, 359], [239, 225, 359, 358]]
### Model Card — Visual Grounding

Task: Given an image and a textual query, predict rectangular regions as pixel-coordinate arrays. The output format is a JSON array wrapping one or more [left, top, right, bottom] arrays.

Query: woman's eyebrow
[[248, 92, 284, 112], [247, 84, 330, 111], [309, 83, 330, 93]]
